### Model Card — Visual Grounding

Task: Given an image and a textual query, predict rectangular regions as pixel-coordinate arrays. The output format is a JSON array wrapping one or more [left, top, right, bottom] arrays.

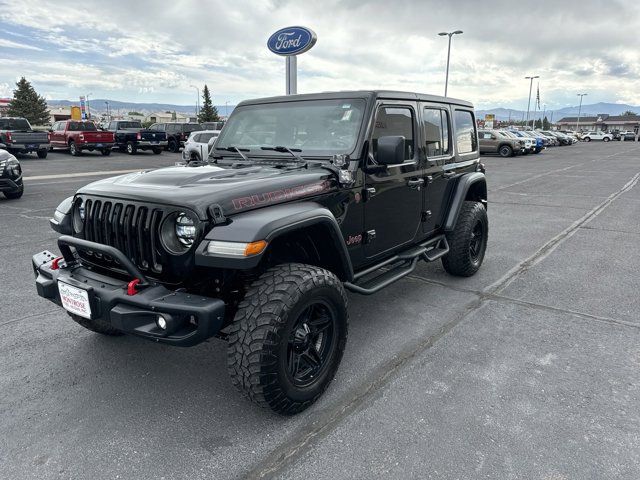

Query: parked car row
[[478, 128, 575, 157]]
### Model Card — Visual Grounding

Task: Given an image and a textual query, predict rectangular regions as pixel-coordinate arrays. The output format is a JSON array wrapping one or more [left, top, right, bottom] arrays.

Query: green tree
[[128, 111, 143, 116], [7, 77, 50, 125], [198, 84, 220, 122], [534, 118, 543, 129], [622, 110, 638, 116], [542, 116, 550, 130]]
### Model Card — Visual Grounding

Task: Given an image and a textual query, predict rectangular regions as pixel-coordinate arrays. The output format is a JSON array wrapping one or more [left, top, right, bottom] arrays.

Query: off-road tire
[[126, 142, 137, 155], [227, 263, 348, 415], [498, 145, 513, 157], [153, 148, 162, 154], [442, 201, 488, 277], [69, 313, 123, 336], [37, 150, 48, 159], [4, 186, 24, 199], [69, 141, 81, 156]]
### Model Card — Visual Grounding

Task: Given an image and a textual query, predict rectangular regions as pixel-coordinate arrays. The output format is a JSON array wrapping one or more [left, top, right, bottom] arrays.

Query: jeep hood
[[77, 164, 336, 220]]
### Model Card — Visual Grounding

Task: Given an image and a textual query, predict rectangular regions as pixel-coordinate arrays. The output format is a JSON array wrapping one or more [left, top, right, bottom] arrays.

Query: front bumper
[[32, 236, 225, 347], [0, 175, 23, 192]]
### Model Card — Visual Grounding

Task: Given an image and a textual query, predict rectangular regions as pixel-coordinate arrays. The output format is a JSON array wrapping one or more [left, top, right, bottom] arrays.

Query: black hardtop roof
[[236, 90, 474, 109]]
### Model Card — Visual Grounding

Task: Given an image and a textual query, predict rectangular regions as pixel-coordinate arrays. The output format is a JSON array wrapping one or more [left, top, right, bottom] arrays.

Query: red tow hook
[[50, 257, 64, 270], [127, 278, 142, 296]]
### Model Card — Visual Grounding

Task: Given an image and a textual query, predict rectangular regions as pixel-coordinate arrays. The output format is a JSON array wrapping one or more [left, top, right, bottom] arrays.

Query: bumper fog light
[[157, 315, 168, 330]]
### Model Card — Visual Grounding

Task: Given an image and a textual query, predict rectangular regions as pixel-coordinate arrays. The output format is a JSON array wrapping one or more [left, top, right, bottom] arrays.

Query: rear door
[[420, 103, 454, 233], [363, 102, 423, 258]]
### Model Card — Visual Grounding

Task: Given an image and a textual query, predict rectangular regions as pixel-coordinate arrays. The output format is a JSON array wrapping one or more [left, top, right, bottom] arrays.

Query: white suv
[[582, 131, 613, 142]]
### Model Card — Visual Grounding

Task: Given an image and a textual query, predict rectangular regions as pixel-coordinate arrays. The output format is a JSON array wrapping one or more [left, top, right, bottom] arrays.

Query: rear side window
[[423, 108, 450, 157], [372, 106, 415, 161], [454, 110, 477, 154], [200, 133, 217, 143]]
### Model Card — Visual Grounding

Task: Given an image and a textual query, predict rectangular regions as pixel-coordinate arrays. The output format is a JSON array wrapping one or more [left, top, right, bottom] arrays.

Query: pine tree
[[542, 116, 550, 130], [7, 77, 50, 125], [198, 85, 220, 122]]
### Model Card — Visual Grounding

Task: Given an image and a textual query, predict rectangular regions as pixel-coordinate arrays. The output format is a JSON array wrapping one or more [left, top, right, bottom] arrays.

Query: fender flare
[[443, 172, 487, 232], [195, 202, 354, 281]]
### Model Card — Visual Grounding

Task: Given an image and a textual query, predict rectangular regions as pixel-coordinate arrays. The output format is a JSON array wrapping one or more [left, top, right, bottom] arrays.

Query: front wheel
[[168, 139, 179, 153], [4, 186, 24, 199], [227, 263, 348, 415], [498, 145, 513, 157], [442, 201, 488, 277]]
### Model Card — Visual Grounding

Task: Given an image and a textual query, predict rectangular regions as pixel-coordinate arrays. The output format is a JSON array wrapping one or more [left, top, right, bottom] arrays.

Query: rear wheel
[[153, 148, 162, 154], [442, 201, 488, 277], [498, 145, 513, 157], [37, 149, 47, 159], [584, 137, 591, 142], [69, 313, 123, 336], [227, 263, 348, 415], [126, 142, 137, 155], [603, 137, 610, 142], [69, 141, 81, 156]]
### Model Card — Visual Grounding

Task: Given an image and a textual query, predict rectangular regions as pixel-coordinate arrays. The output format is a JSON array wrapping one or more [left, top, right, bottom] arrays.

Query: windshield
[[215, 98, 366, 157], [119, 121, 142, 129], [0, 118, 32, 130]]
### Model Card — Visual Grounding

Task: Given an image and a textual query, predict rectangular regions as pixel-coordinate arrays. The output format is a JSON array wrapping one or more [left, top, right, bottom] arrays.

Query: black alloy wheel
[[287, 301, 337, 387]]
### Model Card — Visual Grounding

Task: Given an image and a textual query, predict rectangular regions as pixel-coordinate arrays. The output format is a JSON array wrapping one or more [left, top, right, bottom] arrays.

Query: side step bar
[[344, 235, 449, 295]]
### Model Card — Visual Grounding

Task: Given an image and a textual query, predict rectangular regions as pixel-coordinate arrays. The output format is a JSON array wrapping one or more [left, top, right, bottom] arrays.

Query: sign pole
[[286, 56, 297, 95]]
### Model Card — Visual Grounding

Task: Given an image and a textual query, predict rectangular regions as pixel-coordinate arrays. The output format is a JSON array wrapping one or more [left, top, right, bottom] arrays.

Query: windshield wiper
[[260, 145, 306, 164], [215, 146, 251, 162]]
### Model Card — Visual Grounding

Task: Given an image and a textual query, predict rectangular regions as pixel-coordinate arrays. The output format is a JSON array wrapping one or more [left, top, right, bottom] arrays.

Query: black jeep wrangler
[[33, 91, 487, 414]]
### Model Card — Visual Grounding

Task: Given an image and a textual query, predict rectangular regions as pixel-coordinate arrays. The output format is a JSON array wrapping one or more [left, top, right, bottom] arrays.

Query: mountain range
[[476, 102, 640, 122], [46, 99, 638, 122]]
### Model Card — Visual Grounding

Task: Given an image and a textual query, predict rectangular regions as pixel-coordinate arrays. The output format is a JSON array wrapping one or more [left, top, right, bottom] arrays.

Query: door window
[[372, 106, 415, 161], [57, 122, 66, 131], [423, 108, 451, 157], [454, 110, 478, 154]]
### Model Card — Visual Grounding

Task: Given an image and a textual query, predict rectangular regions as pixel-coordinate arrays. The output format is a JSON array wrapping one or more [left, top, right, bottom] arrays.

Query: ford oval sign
[[267, 26, 317, 56]]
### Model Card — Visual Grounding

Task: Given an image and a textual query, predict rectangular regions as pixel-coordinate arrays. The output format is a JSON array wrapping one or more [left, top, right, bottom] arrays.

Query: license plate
[[27, 144, 36, 148], [96, 144, 103, 147], [58, 282, 92, 319], [151, 141, 159, 144]]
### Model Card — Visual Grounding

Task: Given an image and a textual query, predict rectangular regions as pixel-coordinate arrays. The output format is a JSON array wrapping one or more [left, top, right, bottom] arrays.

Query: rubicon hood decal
[[232, 180, 331, 210]]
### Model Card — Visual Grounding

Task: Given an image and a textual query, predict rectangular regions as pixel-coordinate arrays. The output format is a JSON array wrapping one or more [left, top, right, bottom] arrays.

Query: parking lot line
[[23, 169, 142, 181]]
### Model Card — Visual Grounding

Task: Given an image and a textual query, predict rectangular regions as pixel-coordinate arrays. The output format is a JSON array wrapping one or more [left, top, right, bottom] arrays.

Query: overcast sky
[[1, 0, 639, 110]]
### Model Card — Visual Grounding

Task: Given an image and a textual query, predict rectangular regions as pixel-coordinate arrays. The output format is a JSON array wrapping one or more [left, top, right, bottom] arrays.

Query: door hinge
[[363, 187, 376, 201], [365, 229, 376, 244]]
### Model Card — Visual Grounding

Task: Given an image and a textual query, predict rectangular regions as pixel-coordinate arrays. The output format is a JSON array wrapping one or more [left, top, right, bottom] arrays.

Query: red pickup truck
[[50, 120, 115, 156]]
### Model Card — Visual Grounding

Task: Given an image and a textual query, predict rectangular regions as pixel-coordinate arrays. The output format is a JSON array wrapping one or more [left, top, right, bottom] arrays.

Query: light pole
[[438, 30, 463, 97], [105, 101, 110, 122], [524, 76, 539, 129], [86, 92, 93, 119], [576, 93, 587, 132], [225, 101, 229, 119], [542, 104, 546, 129], [190, 85, 200, 117]]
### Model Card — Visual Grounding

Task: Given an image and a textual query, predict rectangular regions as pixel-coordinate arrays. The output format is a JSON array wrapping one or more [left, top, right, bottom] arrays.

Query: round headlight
[[175, 213, 196, 247], [73, 198, 85, 233]]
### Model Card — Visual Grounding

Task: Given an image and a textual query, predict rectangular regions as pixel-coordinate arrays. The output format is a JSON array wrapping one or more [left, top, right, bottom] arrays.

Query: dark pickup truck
[[107, 120, 168, 155], [0, 117, 50, 158]]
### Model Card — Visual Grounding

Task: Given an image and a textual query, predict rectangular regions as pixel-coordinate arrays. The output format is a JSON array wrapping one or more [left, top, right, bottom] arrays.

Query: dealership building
[[556, 114, 640, 132]]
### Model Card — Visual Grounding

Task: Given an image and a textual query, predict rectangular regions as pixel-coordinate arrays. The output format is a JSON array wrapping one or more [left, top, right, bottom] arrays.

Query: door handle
[[407, 178, 425, 189]]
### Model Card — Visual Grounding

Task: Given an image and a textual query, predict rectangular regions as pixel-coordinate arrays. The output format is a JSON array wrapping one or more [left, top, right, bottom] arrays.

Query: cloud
[[0, 0, 639, 108]]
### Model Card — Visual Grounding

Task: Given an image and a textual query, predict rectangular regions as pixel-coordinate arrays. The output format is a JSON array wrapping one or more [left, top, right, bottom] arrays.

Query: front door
[[421, 104, 454, 233], [50, 122, 65, 147], [364, 103, 423, 258]]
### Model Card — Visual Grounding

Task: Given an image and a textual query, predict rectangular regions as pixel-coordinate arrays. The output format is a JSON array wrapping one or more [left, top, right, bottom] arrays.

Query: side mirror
[[376, 136, 405, 165]]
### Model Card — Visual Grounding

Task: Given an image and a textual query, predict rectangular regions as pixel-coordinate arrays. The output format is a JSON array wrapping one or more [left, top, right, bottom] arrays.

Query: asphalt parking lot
[[1, 142, 640, 479]]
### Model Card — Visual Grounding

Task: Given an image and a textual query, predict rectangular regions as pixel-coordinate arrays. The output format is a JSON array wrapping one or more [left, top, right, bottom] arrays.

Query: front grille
[[81, 198, 164, 275]]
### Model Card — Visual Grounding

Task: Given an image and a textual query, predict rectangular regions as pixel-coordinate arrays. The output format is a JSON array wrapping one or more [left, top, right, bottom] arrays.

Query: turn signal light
[[244, 240, 268, 256], [207, 240, 268, 257]]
